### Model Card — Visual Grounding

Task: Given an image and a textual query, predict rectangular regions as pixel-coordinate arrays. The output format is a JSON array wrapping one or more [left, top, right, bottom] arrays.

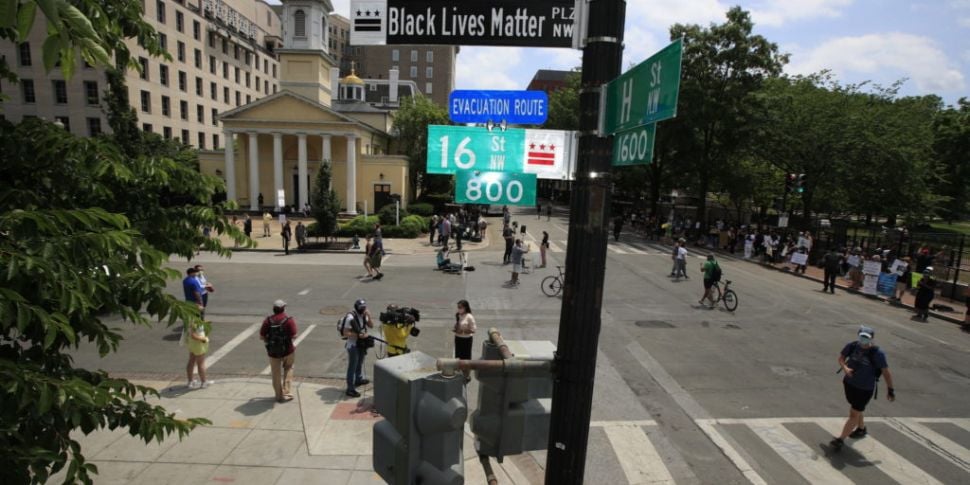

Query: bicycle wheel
[[541, 276, 562, 297], [375, 324, 387, 359], [722, 289, 738, 312]]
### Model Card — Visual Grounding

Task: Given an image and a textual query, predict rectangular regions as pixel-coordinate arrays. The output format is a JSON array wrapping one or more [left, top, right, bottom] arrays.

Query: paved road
[[68, 207, 970, 484]]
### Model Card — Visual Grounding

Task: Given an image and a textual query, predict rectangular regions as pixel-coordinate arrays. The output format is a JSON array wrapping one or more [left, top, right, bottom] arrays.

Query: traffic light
[[471, 339, 554, 461], [785, 173, 797, 193], [373, 351, 467, 485], [795, 174, 807, 193]]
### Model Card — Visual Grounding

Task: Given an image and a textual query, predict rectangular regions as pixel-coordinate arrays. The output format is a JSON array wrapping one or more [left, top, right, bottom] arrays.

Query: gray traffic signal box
[[471, 340, 555, 461], [373, 351, 467, 485]]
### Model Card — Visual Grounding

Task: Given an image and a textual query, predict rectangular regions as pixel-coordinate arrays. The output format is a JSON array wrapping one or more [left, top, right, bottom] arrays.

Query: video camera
[[379, 305, 420, 325]]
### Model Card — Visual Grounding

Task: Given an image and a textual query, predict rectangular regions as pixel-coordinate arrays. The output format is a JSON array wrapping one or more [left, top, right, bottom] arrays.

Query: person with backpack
[[914, 267, 937, 321], [699, 254, 721, 308], [339, 299, 374, 398], [830, 326, 895, 451], [259, 300, 298, 403]]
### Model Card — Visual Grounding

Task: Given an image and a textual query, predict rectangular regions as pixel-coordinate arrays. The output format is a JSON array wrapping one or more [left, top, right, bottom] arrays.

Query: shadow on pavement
[[234, 397, 276, 416]]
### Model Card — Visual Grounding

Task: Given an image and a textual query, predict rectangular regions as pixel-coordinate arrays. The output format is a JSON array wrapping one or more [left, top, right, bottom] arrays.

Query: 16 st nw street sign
[[350, 0, 577, 47], [612, 124, 656, 166], [600, 38, 683, 135], [426, 125, 525, 174], [449, 90, 549, 125], [455, 171, 537, 206]]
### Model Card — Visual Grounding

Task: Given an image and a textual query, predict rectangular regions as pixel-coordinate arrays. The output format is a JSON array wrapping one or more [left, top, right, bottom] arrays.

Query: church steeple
[[277, 0, 337, 105]]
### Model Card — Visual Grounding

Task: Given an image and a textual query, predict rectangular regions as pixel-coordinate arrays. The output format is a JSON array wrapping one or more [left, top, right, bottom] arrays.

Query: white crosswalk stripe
[[607, 245, 628, 254], [603, 424, 675, 484]]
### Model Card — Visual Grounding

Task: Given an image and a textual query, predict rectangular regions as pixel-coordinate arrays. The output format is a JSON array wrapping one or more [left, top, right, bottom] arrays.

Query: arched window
[[293, 10, 306, 38]]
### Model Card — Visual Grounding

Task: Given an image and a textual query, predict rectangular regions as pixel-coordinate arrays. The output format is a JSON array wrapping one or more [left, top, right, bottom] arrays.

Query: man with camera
[[340, 299, 374, 398]]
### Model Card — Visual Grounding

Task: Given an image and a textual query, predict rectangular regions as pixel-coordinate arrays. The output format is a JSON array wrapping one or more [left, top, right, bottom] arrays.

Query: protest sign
[[790, 252, 808, 266]]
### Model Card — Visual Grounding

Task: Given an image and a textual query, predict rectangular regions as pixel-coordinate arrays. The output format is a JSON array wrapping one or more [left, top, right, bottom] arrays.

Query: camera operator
[[340, 299, 374, 398]]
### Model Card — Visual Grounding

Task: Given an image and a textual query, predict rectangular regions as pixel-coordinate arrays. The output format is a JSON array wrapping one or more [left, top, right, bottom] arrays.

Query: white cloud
[[788, 32, 966, 92], [959, 16, 970, 27], [455, 47, 525, 90], [750, 0, 853, 27], [625, 0, 727, 30]]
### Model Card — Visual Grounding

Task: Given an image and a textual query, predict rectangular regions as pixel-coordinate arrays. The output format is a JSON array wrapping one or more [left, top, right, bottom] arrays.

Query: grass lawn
[[931, 221, 970, 236]]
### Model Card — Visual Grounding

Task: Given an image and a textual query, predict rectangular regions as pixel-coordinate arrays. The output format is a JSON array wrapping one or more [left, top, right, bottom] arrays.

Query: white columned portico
[[273, 133, 283, 211], [223, 130, 236, 202], [248, 132, 259, 211], [345, 134, 357, 214], [322, 134, 332, 190], [297, 133, 309, 209]]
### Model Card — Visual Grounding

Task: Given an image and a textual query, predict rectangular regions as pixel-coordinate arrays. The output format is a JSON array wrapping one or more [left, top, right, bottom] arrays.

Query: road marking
[[260, 324, 318, 375], [747, 420, 851, 485], [607, 245, 628, 254], [617, 243, 647, 254], [886, 418, 970, 473], [816, 420, 943, 485], [603, 424, 675, 484], [206, 323, 260, 369], [297, 288, 310, 296], [695, 420, 768, 485], [591, 419, 657, 427], [627, 342, 711, 420], [552, 223, 569, 234]]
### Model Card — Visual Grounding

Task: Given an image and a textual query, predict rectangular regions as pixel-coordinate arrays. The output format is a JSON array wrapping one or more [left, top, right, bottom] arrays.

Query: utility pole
[[545, 1, 625, 484]]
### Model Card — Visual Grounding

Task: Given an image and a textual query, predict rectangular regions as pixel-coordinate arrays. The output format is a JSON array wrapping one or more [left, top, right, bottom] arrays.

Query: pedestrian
[[454, 299, 477, 381], [194, 265, 214, 312], [182, 267, 206, 319], [822, 248, 842, 294], [613, 214, 623, 242], [540, 230, 549, 268], [257, 192, 264, 208], [676, 241, 689, 279], [281, 221, 292, 255], [440, 216, 451, 248], [669, 240, 680, 277], [893, 257, 911, 301], [914, 267, 936, 321], [260, 300, 297, 402], [243, 214, 253, 240], [507, 239, 529, 287], [502, 223, 514, 264], [546, 205, 552, 221], [536, 201, 542, 220], [503, 206, 511, 226], [262, 211, 272, 237], [830, 326, 895, 451], [183, 314, 211, 389], [373, 222, 383, 241], [743, 232, 754, 259], [295, 221, 307, 249], [429, 215, 438, 246], [369, 235, 384, 280], [698, 254, 720, 307], [363, 236, 374, 277], [339, 299, 373, 398]]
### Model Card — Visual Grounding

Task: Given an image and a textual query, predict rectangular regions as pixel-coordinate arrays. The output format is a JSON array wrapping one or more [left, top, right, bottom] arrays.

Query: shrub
[[408, 202, 434, 217], [378, 203, 408, 226], [340, 215, 380, 236], [400, 214, 427, 234], [381, 224, 421, 238]]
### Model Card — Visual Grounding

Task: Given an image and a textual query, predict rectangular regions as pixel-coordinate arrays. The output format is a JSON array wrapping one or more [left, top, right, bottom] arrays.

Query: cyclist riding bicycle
[[699, 254, 722, 308]]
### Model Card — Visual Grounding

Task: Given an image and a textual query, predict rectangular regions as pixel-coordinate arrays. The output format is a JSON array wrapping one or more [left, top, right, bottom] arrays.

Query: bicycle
[[541, 266, 565, 297], [708, 280, 738, 311]]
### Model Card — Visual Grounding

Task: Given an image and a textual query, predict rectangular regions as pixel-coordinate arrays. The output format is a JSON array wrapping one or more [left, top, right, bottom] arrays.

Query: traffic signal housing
[[373, 351, 467, 485], [795, 173, 807, 193], [785, 173, 797, 193]]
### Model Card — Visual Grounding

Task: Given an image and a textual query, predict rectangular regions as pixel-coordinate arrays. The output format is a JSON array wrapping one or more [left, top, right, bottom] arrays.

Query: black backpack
[[265, 315, 293, 358], [711, 262, 722, 282], [846, 342, 883, 397]]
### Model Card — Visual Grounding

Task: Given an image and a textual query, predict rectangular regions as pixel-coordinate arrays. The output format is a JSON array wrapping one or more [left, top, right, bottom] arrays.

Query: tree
[[391, 95, 451, 198], [665, 7, 788, 224], [311, 161, 341, 238], [545, 70, 580, 130], [932, 98, 970, 222]]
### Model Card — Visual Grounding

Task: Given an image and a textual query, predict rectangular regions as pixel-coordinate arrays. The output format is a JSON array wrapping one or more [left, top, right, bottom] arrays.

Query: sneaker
[[345, 389, 361, 398], [357, 379, 371, 386], [829, 437, 844, 451], [849, 427, 867, 439], [201, 380, 214, 388], [188, 379, 200, 389]]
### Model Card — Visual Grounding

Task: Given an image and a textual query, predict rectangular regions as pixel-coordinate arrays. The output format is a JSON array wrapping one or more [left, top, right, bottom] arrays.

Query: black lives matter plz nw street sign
[[349, 0, 577, 47]]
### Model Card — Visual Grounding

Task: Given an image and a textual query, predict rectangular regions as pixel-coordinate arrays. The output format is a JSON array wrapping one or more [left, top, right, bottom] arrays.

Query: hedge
[[407, 202, 434, 217]]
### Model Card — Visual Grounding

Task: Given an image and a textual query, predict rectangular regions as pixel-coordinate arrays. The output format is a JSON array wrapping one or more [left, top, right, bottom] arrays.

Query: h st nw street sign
[[600, 38, 683, 136]]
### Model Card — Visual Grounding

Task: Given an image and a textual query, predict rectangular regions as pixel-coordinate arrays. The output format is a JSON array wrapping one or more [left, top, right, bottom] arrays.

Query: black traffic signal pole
[[545, 1, 625, 484]]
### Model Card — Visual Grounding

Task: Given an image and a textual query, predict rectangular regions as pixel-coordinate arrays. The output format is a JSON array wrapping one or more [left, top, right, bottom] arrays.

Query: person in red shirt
[[259, 300, 298, 403]]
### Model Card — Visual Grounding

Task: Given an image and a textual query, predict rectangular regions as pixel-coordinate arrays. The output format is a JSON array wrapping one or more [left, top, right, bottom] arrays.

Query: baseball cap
[[858, 326, 874, 339], [273, 299, 287, 308]]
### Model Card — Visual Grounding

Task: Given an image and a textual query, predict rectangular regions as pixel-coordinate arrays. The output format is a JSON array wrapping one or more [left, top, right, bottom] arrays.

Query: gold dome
[[342, 69, 365, 86]]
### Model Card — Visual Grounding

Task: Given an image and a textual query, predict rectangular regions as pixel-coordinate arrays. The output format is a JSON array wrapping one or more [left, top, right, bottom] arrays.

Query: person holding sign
[[892, 257, 911, 302], [914, 268, 937, 321]]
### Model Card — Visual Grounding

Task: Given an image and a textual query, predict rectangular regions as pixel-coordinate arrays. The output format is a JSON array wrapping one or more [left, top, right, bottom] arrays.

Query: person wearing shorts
[[830, 326, 895, 451], [369, 237, 384, 280]]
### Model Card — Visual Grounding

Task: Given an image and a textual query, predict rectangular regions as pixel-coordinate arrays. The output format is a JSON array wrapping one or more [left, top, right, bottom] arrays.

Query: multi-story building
[[327, 14, 357, 76], [527, 69, 574, 93], [353, 45, 457, 107], [0, 0, 283, 150]]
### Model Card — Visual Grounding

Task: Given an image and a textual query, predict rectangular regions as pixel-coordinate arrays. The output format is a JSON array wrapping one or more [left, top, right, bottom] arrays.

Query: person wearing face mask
[[830, 326, 895, 451], [194, 265, 214, 315]]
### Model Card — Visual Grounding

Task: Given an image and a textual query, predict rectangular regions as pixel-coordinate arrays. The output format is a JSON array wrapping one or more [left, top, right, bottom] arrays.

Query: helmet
[[354, 299, 367, 313]]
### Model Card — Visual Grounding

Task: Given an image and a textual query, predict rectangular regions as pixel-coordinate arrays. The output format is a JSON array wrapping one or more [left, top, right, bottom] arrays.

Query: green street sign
[[612, 124, 656, 166], [455, 171, 537, 206], [600, 38, 683, 135], [426, 125, 525, 174]]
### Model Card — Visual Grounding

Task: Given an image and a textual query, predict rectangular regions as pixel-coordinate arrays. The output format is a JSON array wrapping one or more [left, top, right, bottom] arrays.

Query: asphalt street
[[68, 207, 970, 484]]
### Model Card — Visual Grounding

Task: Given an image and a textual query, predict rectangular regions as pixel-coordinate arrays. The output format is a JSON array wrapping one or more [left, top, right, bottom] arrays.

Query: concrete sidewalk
[[53, 377, 533, 485]]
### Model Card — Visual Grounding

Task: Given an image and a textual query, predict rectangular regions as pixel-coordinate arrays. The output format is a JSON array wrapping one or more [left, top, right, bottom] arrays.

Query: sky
[[316, 0, 969, 104]]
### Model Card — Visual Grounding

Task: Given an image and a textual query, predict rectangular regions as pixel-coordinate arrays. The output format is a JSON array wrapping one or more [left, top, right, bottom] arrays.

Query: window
[[263, 58, 268, 73], [222, 62, 228, 79], [179, 100, 188, 120], [177, 41, 185, 62], [234, 67, 239, 83], [54, 116, 70, 132], [264, 80, 269, 94], [143, 123, 153, 133], [52, 80, 67, 104], [156, 1, 165, 23], [159, 64, 169, 86], [246, 94, 251, 104], [209, 55, 216, 74], [159, 33, 167, 51], [21, 80, 35, 103], [139, 57, 149, 80], [211, 108, 218, 126], [221, 38, 228, 55], [294, 10, 306, 37], [210, 82, 216, 100], [181, 129, 189, 144], [194, 48, 201, 68], [195, 77, 202, 95], [245, 72, 250, 88], [197, 132, 205, 149], [392, 49, 399, 62], [272, 64, 276, 77], [175, 11, 183, 32], [409, 66, 417, 78], [426, 82, 433, 95], [245, 51, 251, 65], [196, 104, 204, 123], [427, 50, 434, 63], [426, 67, 433, 78], [410, 50, 417, 62], [87, 118, 102, 136], [161, 95, 170, 116], [18, 43, 31, 66], [235, 90, 240, 106], [256, 75, 260, 89], [140, 90, 151, 112], [234, 45, 239, 60], [163, 126, 172, 139], [273, 84, 277, 94], [178, 71, 186, 91], [193, 20, 200, 40], [84, 81, 99, 105], [223, 86, 229, 104], [208, 32, 216, 48], [212, 133, 219, 149]]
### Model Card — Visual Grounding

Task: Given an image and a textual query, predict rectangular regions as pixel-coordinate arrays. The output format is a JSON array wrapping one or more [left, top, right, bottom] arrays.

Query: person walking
[[257, 192, 264, 209], [440, 216, 452, 248], [536, 201, 542, 220], [182, 267, 206, 319], [295, 221, 307, 250], [546, 204, 552, 221], [674, 240, 689, 279], [914, 267, 936, 321], [698, 254, 720, 307], [260, 300, 298, 403], [262, 211, 272, 237], [369, 235, 384, 280], [243, 214, 253, 240], [429, 215, 438, 246], [613, 214, 623, 242], [340, 299, 374, 398], [822, 248, 842, 294], [183, 315, 211, 389], [539, 231, 550, 268], [830, 326, 895, 451], [363, 236, 374, 277], [502, 223, 514, 264], [281, 221, 292, 255], [453, 299, 477, 366], [507, 239, 529, 287]]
